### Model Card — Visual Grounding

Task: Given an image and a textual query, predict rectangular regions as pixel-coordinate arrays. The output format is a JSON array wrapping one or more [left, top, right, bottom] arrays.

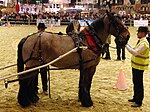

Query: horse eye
[[121, 26, 127, 32]]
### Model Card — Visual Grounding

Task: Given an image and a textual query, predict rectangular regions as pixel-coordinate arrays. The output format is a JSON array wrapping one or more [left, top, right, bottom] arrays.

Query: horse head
[[105, 10, 130, 45]]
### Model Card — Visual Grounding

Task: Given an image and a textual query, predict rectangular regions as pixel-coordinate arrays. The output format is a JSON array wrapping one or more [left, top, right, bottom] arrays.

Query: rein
[[107, 15, 126, 37]]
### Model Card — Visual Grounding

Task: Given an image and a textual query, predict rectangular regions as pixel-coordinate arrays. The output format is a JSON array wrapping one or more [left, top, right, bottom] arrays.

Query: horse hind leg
[[17, 37, 39, 107], [18, 75, 32, 107], [79, 66, 96, 107], [17, 38, 31, 107], [18, 69, 39, 107]]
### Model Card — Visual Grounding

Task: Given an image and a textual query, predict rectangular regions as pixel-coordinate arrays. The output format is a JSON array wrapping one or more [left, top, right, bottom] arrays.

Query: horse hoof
[[78, 98, 81, 102], [89, 106, 94, 109], [82, 101, 93, 107], [19, 102, 31, 108], [20, 104, 31, 108], [31, 96, 39, 103]]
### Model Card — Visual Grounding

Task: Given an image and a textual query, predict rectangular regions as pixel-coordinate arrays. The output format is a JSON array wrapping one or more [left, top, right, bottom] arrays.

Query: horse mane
[[26, 31, 64, 38], [91, 12, 123, 34], [91, 16, 105, 33]]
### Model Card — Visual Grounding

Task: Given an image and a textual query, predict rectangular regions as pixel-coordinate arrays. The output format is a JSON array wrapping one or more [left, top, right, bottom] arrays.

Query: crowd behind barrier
[[37, 19, 61, 26], [0, 12, 150, 26]]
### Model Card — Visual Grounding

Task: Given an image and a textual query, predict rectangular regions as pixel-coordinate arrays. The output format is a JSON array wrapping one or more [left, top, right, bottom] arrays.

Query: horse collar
[[83, 28, 99, 53]]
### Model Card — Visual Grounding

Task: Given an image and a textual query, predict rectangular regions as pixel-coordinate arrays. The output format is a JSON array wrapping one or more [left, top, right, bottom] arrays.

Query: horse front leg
[[79, 66, 96, 107]]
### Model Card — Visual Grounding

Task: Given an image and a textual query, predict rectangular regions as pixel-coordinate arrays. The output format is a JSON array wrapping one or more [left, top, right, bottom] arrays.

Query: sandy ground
[[0, 25, 150, 112]]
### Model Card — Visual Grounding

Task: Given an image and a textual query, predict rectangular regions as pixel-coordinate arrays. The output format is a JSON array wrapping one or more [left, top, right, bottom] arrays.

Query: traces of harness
[[68, 32, 84, 47], [24, 32, 45, 64]]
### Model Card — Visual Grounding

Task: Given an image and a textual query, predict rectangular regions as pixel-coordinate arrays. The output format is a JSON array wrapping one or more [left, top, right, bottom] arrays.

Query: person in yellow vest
[[125, 26, 149, 107]]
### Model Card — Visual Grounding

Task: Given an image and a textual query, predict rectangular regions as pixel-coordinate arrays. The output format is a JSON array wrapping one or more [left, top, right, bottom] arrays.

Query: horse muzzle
[[119, 34, 130, 45], [125, 35, 130, 44]]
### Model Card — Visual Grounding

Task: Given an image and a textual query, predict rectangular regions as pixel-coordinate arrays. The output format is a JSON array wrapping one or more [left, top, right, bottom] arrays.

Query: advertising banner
[[134, 20, 148, 27], [78, 20, 94, 26], [37, 19, 61, 26]]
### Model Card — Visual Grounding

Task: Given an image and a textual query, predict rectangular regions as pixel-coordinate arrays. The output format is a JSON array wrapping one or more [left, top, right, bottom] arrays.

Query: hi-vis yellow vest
[[131, 40, 149, 70]]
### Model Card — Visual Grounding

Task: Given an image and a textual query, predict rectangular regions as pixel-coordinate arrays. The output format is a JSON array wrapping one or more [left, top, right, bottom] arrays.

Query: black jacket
[[146, 37, 150, 45], [66, 21, 80, 34]]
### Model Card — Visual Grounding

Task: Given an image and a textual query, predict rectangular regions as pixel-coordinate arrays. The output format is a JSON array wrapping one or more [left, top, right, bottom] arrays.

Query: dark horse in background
[[17, 11, 130, 108]]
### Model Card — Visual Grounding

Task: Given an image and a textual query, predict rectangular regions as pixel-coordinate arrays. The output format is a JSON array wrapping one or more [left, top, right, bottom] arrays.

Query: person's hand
[[125, 43, 132, 48], [125, 44, 128, 47]]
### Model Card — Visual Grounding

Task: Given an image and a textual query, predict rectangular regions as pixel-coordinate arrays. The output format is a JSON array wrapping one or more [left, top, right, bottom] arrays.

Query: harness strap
[[39, 33, 45, 64], [29, 33, 41, 58], [24, 32, 45, 64], [77, 47, 83, 69]]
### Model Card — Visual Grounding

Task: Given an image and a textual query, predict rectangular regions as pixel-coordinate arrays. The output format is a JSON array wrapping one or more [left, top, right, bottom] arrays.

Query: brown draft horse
[[17, 11, 130, 108]]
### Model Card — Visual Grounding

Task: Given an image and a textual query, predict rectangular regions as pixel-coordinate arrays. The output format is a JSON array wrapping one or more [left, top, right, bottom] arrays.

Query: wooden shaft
[[0, 64, 17, 70], [0, 46, 87, 82]]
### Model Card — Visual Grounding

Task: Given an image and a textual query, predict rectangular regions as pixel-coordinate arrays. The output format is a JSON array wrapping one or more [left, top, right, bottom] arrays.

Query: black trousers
[[115, 40, 125, 60], [132, 68, 144, 105], [40, 67, 48, 91], [34, 67, 48, 92], [103, 43, 111, 59], [18, 70, 39, 107]]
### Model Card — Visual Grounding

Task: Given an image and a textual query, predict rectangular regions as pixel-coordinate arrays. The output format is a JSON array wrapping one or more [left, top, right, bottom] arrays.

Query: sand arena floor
[[0, 25, 150, 112]]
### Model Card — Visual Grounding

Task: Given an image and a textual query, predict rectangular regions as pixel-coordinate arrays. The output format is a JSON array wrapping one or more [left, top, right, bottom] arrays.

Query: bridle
[[107, 15, 127, 38]]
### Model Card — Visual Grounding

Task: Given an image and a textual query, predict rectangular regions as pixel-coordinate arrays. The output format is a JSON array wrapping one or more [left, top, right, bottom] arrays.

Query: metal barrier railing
[[0, 20, 70, 26], [1, 19, 150, 26]]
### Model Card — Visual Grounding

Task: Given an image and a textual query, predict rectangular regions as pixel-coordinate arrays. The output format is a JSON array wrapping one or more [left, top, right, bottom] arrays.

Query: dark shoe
[[122, 57, 126, 60], [117, 57, 121, 60], [131, 103, 141, 107], [43, 91, 48, 95], [128, 99, 135, 102]]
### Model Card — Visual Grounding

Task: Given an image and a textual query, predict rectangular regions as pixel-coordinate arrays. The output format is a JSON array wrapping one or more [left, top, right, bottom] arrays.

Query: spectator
[[66, 13, 81, 35], [34, 23, 48, 95], [114, 37, 126, 60], [114, 22, 128, 60], [103, 35, 111, 60]]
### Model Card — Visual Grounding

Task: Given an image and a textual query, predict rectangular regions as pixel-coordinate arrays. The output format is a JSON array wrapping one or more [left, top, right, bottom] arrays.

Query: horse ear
[[106, 10, 112, 18], [106, 10, 109, 14]]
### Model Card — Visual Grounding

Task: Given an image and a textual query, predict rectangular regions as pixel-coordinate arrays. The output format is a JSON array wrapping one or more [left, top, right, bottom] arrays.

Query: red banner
[[16, 4, 20, 13], [135, 4, 141, 8]]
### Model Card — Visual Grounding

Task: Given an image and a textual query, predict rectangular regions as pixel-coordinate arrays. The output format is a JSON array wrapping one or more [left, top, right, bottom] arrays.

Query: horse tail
[[17, 37, 27, 73]]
